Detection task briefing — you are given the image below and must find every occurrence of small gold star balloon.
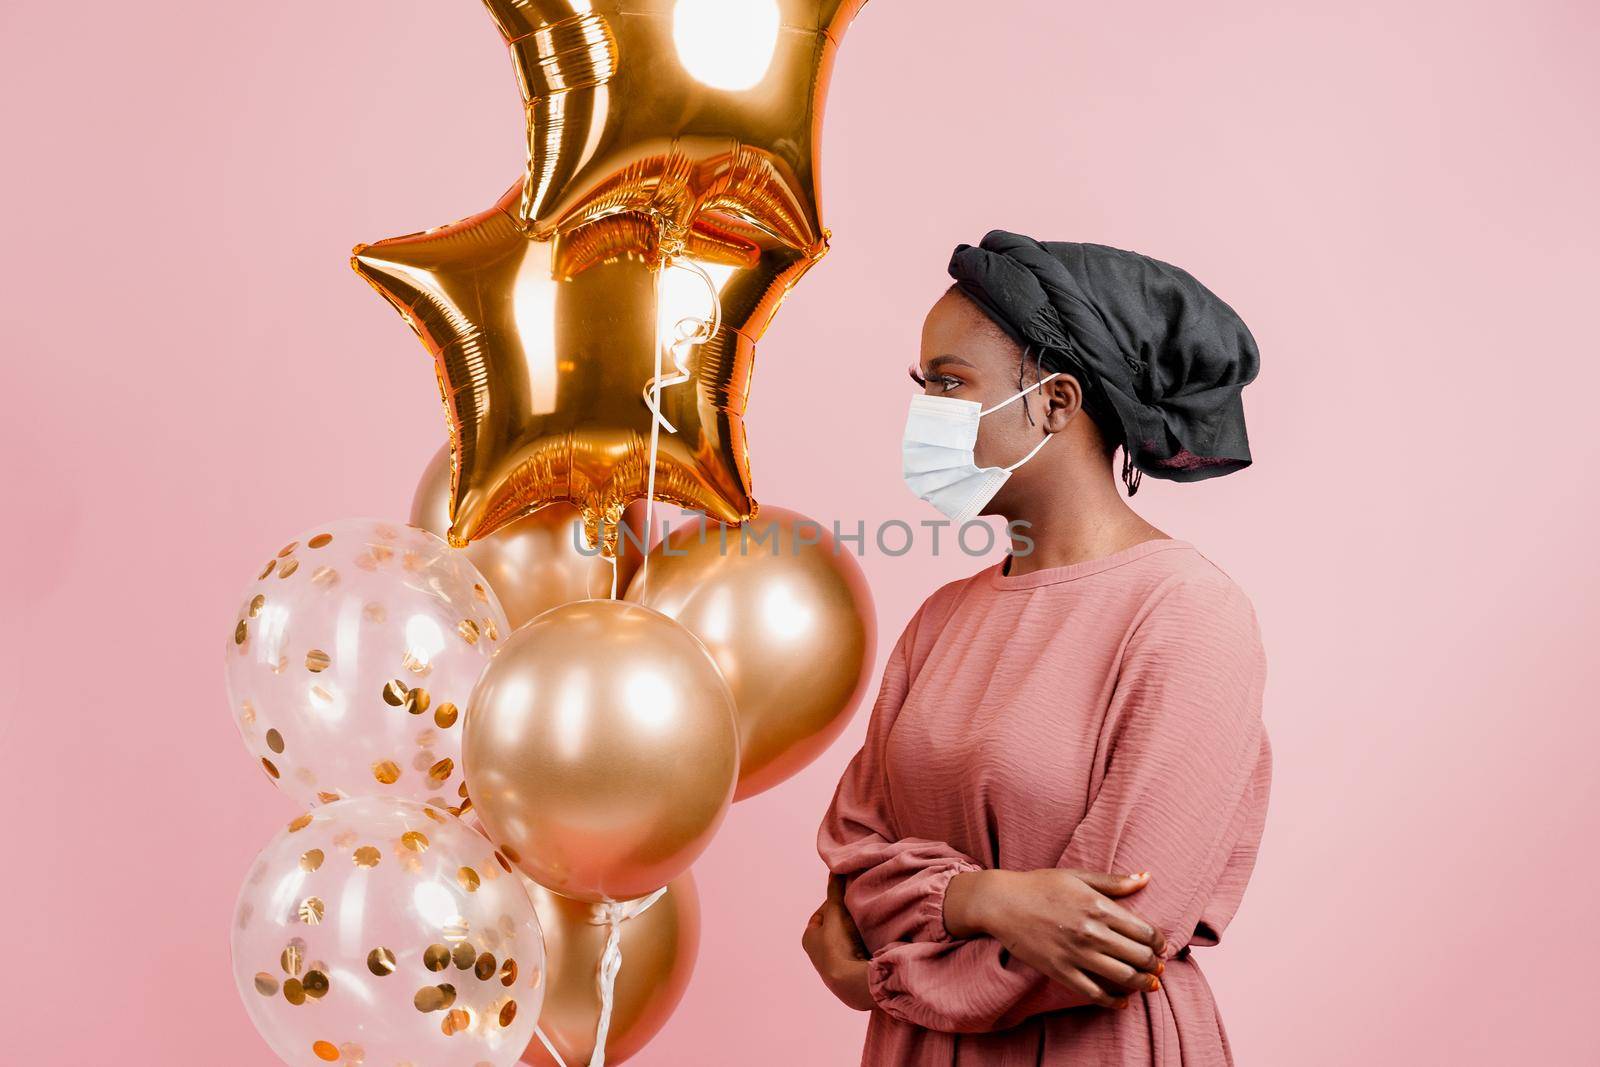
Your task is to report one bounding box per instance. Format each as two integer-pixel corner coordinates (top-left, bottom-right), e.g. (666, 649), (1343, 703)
(353, 0), (871, 552)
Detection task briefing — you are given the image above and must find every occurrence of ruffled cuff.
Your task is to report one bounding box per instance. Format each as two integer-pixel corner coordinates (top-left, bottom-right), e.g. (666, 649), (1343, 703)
(918, 857), (986, 942)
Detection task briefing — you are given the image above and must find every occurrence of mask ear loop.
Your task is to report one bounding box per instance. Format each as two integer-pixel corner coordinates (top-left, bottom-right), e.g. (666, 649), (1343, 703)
(1003, 425), (1055, 472)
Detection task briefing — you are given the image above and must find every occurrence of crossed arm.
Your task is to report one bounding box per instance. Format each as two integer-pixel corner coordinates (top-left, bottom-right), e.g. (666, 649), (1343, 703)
(809, 578), (1269, 1034)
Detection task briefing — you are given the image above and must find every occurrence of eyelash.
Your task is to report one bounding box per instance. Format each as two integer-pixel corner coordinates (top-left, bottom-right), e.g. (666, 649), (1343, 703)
(908, 365), (961, 391)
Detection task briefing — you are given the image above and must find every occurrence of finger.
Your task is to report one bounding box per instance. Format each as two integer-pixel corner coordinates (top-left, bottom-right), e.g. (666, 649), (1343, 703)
(1095, 901), (1166, 958)
(1074, 869), (1150, 897)
(1090, 924), (1164, 975)
(1053, 963), (1131, 1009)
(1073, 947), (1161, 994)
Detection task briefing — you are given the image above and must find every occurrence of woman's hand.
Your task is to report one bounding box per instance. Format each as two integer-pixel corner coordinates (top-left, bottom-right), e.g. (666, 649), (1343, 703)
(802, 873), (875, 1011)
(944, 868), (1168, 1009)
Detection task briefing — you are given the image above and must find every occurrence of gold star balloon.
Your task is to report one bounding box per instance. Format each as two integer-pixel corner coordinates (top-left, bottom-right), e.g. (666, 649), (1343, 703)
(353, 0), (870, 552)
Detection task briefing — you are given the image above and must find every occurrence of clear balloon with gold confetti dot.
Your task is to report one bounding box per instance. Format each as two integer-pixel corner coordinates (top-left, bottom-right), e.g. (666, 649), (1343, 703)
(225, 518), (508, 812)
(232, 796), (546, 1066)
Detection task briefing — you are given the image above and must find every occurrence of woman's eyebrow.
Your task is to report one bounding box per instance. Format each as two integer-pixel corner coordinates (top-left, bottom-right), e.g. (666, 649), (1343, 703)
(928, 354), (976, 370)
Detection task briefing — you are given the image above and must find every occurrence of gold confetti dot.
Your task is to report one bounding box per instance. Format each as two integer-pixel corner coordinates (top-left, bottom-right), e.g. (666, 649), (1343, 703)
(429, 758), (455, 784)
(494, 851), (513, 874)
(287, 813), (313, 833)
(499, 1000), (518, 1027)
(302, 970), (329, 999)
(401, 831), (429, 853)
(433, 703), (459, 729)
(423, 806), (447, 823)
(353, 846), (381, 869)
(484, 618), (500, 641)
(306, 650), (331, 673)
(458, 619), (480, 645)
(311, 565), (339, 587)
(310, 685), (335, 707)
(279, 542), (300, 558)
(300, 849), (324, 872)
(316, 791), (342, 805)
(253, 973), (279, 996)
(457, 781), (469, 798)
(279, 557), (300, 579)
(453, 798), (472, 817)
(308, 533), (333, 549)
(234, 620), (248, 645)
(266, 729), (285, 754)
(441, 1008), (471, 1036)
(401, 651), (431, 675)
(312, 1040), (339, 1062)
(473, 583), (488, 603)
(282, 939), (305, 976)
(382, 680), (409, 707)
(261, 758), (280, 779)
(367, 947), (396, 976)
(363, 602), (386, 623)
(240, 700), (256, 725)
(452, 941), (476, 970)
(249, 594), (266, 617)
(473, 951), (496, 981)
(339, 1044), (363, 1065)
(499, 844), (521, 864)
(413, 983), (456, 1012)
(372, 761), (401, 785)
(299, 897), (325, 925)
(407, 687), (432, 716)
(259, 559), (277, 580)
(424, 944), (452, 972)
(283, 978), (306, 1005)
(500, 959), (517, 987)
(458, 867), (480, 893)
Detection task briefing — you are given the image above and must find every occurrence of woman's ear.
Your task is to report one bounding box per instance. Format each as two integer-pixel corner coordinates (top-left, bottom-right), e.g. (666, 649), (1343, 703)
(1041, 374), (1083, 432)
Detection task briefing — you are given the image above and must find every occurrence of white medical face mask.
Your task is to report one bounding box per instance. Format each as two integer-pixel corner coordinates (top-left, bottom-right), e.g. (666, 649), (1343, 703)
(902, 369), (1062, 523)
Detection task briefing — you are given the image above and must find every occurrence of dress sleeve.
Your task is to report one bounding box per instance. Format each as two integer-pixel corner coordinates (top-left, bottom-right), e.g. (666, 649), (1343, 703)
(816, 603), (988, 953)
(864, 576), (1272, 1034)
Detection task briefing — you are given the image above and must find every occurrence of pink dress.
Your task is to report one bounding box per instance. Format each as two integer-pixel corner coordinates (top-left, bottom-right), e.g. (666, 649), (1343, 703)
(816, 538), (1272, 1065)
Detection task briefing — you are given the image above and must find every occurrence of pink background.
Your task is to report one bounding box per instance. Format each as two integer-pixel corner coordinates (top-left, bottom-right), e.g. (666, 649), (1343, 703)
(5, 1), (1597, 1063)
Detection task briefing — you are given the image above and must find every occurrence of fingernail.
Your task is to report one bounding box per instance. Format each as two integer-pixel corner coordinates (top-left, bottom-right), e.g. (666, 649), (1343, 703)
(1155, 962), (1164, 975)
(1149, 977), (1161, 991)
(1135, 870), (1149, 879)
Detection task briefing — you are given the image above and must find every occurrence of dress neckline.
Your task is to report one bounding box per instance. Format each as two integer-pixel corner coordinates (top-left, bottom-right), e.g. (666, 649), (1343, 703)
(990, 536), (1194, 589)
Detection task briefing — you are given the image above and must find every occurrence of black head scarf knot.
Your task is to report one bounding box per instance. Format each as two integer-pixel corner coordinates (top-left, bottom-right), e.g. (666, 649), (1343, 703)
(947, 230), (1260, 494)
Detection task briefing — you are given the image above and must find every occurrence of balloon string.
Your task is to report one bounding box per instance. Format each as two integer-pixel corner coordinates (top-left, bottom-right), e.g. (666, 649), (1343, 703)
(635, 256), (722, 600)
(639, 258), (722, 436)
(532, 1023), (570, 1067)
(586, 886), (669, 1067)
(637, 285), (666, 604)
(605, 552), (619, 600)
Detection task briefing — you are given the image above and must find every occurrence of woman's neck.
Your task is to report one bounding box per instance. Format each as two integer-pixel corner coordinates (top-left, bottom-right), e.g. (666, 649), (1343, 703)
(1000, 466), (1168, 577)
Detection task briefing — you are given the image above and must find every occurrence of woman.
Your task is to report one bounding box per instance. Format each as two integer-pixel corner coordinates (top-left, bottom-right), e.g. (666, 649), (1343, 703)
(803, 230), (1271, 1065)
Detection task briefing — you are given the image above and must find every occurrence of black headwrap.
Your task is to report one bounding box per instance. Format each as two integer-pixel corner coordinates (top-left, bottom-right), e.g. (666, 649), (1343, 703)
(947, 230), (1259, 495)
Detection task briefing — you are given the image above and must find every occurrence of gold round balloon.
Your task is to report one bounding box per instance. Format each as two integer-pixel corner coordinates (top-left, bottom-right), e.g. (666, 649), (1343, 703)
(518, 873), (700, 1067)
(463, 599), (739, 903)
(624, 506), (876, 801)
(411, 444), (647, 628)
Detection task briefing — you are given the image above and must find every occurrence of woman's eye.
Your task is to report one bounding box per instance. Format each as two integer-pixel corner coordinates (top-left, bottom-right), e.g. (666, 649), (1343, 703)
(907, 364), (927, 387)
(937, 375), (962, 393)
